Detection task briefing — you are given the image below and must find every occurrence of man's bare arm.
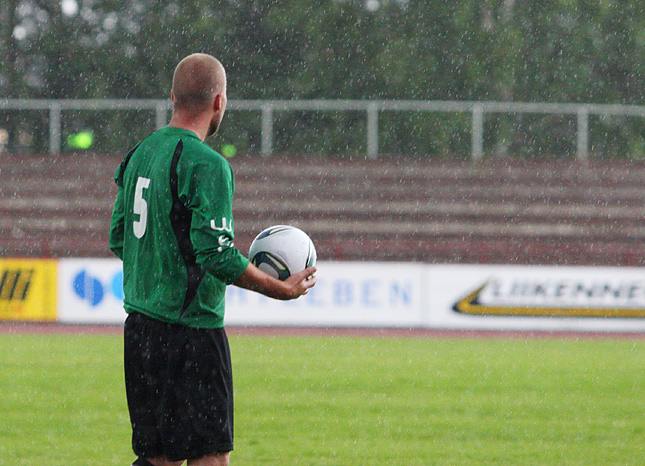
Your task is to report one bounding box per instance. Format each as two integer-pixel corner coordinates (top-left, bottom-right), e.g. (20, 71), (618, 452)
(233, 263), (317, 301)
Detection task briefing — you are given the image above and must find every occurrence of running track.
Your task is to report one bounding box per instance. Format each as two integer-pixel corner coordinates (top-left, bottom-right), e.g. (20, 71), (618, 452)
(1, 321), (643, 339)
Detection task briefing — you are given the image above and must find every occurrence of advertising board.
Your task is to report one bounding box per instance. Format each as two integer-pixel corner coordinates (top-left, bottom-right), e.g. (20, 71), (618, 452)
(57, 258), (126, 324)
(225, 262), (426, 327)
(54, 259), (645, 332)
(422, 264), (645, 332)
(0, 259), (57, 321)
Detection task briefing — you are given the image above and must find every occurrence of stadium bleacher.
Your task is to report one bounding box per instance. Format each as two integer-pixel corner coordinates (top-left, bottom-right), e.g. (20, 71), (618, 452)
(2, 152), (645, 266)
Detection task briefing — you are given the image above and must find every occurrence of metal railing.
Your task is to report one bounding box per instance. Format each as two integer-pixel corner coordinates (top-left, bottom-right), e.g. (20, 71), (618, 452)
(1, 98), (644, 159)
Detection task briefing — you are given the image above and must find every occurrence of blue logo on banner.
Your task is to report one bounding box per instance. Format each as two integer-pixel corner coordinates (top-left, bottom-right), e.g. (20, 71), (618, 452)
(72, 269), (123, 307)
(73, 270), (104, 306)
(111, 270), (124, 300)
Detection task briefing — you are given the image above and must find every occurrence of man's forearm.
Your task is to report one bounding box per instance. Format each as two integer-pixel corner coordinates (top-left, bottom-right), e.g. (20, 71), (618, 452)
(233, 262), (289, 299)
(233, 262), (317, 301)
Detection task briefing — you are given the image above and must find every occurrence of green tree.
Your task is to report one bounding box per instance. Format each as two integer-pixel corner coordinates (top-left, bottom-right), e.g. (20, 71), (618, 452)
(1, 0), (643, 156)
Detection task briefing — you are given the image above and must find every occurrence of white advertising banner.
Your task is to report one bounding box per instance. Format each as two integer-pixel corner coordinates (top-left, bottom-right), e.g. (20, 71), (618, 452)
(56, 259), (645, 332)
(225, 262), (426, 327)
(423, 264), (645, 333)
(57, 258), (127, 324)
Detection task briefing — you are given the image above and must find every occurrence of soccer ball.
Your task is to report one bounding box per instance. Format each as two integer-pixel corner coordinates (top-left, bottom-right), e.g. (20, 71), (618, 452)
(248, 225), (317, 280)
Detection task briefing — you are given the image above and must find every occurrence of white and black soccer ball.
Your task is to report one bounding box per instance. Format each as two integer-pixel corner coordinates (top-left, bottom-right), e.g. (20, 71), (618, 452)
(248, 225), (317, 280)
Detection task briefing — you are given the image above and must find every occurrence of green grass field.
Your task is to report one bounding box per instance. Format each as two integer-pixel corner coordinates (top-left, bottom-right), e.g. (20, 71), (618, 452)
(0, 332), (643, 466)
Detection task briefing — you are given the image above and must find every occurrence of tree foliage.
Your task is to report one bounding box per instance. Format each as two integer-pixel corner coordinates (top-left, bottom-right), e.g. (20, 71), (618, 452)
(1, 0), (643, 156)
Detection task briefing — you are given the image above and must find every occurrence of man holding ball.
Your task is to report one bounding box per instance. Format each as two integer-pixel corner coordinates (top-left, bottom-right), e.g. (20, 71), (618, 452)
(109, 53), (316, 466)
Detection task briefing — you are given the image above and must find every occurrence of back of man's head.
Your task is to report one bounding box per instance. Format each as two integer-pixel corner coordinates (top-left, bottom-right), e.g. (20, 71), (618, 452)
(171, 53), (226, 114)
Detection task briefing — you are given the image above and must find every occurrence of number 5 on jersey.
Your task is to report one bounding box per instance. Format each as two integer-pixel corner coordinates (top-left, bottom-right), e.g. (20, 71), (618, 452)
(133, 177), (151, 238)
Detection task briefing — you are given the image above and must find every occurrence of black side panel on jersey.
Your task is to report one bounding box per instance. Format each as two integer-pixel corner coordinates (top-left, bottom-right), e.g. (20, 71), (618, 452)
(116, 142), (141, 187)
(169, 140), (206, 315)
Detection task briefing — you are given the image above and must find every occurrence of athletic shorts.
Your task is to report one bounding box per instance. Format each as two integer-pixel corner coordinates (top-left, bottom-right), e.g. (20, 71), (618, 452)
(124, 312), (234, 461)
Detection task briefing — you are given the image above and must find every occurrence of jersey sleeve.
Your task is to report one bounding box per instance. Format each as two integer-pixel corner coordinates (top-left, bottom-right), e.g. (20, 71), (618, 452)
(177, 152), (249, 284)
(108, 164), (126, 260)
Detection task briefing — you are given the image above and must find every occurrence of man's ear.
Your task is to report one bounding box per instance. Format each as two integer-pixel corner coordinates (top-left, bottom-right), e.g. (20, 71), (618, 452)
(213, 93), (223, 111)
(170, 91), (175, 103)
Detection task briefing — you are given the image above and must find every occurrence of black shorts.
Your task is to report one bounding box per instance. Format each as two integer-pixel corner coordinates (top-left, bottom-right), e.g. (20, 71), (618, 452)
(124, 312), (234, 461)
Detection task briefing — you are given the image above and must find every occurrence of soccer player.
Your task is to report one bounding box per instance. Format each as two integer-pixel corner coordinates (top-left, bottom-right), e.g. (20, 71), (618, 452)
(109, 53), (317, 466)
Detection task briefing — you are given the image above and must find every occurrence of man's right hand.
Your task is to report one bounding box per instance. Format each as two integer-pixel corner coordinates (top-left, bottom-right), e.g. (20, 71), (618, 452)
(281, 266), (317, 299)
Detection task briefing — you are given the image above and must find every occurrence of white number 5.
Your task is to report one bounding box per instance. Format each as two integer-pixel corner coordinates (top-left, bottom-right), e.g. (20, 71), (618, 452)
(133, 177), (151, 239)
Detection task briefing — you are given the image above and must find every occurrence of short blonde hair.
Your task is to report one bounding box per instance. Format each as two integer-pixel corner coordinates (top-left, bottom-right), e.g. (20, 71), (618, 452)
(171, 53), (225, 113)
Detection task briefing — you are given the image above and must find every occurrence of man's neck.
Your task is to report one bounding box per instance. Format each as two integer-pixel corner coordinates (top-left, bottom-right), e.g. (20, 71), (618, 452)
(168, 114), (209, 141)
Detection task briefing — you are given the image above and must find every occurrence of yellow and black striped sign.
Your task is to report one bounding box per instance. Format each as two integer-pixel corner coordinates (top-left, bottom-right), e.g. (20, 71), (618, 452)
(0, 259), (57, 321)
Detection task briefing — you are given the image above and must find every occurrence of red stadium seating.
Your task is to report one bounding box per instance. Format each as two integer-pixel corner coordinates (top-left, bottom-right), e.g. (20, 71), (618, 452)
(2, 153), (645, 266)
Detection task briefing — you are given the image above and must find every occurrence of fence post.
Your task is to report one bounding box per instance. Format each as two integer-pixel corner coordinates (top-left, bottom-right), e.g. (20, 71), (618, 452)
(49, 102), (61, 155)
(155, 101), (167, 130)
(367, 102), (379, 159)
(471, 103), (484, 161)
(261, 104), (273, 156)
(577, 106), (589, 161)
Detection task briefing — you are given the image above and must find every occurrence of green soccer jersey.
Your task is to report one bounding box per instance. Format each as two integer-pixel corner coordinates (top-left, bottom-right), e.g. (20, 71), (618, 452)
(109, 126), (249, 328)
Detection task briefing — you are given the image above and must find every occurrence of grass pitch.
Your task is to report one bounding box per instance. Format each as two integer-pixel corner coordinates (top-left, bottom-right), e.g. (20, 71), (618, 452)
(0, 332), (643, 466)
